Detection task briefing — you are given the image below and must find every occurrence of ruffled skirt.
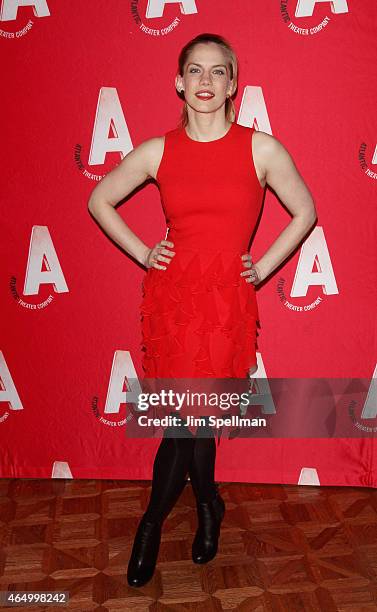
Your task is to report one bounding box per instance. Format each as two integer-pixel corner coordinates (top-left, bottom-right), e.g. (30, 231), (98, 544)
(139, 248), (260, 438)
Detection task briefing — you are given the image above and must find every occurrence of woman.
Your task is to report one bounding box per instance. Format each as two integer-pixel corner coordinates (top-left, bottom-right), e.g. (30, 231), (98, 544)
(88, 33), (317, 587)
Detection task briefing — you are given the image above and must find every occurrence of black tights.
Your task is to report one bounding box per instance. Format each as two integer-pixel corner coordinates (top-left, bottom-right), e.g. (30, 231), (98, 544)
(143, 417), (217, 524)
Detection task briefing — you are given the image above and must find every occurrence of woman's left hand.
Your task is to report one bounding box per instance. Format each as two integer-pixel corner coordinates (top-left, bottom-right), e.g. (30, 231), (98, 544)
(240, 253), (263, 285)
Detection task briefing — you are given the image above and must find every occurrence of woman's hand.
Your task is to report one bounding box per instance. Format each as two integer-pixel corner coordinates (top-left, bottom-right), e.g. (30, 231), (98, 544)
(145, 240), (175, 270)
(240, 253), (263, 285)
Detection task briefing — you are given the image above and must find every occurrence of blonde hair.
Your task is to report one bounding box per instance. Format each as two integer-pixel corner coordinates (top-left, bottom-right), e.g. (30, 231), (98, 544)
(176, 33), (238, 128)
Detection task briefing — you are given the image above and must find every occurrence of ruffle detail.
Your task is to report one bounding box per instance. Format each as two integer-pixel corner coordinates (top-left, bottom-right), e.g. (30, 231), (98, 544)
(139, 250), (260, 380)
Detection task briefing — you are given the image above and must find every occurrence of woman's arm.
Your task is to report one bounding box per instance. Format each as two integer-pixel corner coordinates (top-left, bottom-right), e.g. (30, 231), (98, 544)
(87, 137), (165, 267)
(244, 131), (317, 284)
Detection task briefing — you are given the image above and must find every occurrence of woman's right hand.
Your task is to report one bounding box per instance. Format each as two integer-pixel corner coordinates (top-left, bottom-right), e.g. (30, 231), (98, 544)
(145, 240), (175, 270)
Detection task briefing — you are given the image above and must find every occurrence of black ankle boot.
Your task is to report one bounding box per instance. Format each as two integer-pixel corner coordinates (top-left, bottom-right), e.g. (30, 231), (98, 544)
(192, 490), (225, 564)
(127, 514), (162, 587)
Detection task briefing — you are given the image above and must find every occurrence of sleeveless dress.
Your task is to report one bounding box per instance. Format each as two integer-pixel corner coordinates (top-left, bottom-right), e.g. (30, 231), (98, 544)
(139, 121), (264, 441)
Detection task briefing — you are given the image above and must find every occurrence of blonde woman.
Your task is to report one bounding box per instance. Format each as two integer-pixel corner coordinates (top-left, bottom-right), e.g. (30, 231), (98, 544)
(88, 32), (316, 587)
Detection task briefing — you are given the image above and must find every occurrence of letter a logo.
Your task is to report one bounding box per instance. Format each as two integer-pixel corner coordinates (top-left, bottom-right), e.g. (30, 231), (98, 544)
(295, 0), (348, 18)
(1, 0), (50, 22)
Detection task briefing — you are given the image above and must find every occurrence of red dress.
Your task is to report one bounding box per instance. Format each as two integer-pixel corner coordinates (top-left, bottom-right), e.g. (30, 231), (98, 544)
(139, 121), (264, 438)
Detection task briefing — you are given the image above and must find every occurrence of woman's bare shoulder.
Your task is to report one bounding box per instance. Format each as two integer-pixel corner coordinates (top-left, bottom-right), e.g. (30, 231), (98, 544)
(134, 135), (165, 180)
(253, 130), (292, 161)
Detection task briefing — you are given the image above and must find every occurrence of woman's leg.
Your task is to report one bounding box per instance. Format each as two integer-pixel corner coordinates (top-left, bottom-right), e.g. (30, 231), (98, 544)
(127, 422), (195, 587)
(188, 417), (225, 564)
(188, 418), (218, 502)
(143, 426), (195, 523)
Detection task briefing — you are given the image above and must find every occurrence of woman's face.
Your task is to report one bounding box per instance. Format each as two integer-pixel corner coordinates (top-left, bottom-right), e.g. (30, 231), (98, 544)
(177, 42), (233, 114)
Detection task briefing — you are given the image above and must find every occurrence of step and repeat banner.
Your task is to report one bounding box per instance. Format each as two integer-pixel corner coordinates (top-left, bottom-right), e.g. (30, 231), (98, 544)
(1, 1), (376, 486)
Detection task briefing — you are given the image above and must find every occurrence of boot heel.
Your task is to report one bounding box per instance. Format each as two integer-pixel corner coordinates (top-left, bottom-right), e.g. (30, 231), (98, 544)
(127, 515), (162, 587)
(192, 492), (225, 564)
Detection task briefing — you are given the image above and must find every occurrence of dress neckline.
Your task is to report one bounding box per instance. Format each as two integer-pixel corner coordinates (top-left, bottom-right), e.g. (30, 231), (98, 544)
(183, 121), (234, 144)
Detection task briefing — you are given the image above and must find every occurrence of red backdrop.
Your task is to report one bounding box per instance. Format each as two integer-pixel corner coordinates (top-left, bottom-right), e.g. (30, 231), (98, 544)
(1, 0), (376, 487)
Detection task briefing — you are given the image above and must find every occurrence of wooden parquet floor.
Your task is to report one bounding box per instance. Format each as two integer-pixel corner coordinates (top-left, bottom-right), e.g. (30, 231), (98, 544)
(0, 479), (376, 611)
